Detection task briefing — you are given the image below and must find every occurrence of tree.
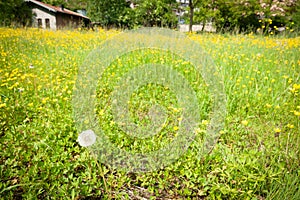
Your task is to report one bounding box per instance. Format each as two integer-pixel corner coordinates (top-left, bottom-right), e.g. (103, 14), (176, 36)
(193, 0), (216, 32)
(230, 0), (261, 32)
(212, 0), (297, 33)
(0, 0), (32, 27)
(188, 0), (198, 32)
(134, 0), (178, 28)
(292, 0), (300, 30)
(87, 0), (134, 29)
(185, 0), (217, 32)
(212, 0), (261, 33)
(256, 0), (297, 33)
(42, 0), (89, 10)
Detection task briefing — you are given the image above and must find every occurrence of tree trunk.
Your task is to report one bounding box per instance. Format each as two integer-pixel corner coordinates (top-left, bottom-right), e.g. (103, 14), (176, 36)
(189, 0), (194, 32)
(201, 20), (206, 32)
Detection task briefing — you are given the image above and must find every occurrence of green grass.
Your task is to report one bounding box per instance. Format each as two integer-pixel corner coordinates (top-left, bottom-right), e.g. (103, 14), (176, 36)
(0, 28), (299, 199)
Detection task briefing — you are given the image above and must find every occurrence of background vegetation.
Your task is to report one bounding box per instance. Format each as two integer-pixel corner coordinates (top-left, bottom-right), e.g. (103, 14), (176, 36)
(1, 0), (300, 33)
(0, 0), (33, 27)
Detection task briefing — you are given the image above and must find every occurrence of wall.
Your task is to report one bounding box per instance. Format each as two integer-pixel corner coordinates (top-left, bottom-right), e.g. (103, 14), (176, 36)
(56, 13), (84, 29)
(178, 23), (216, 32)
(32, 7), (56, 30)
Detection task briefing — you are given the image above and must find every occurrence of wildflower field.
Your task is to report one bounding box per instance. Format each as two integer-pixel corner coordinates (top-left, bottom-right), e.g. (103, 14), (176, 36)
(0, 27), (299, 199)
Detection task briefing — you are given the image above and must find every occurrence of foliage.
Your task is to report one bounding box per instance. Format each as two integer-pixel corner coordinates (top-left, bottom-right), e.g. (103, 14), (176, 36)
(87, 0), (135, 29)
(292, 0), (300, 31)
(134, 0), (178, 28)
(0, 28), (300, 199)
(1, 0), (300, 33)
(186, 0), (218, 32)
(192, 0), (217, 31)
(183, 0), (298, 33)
(212, 0), (261, 33)
(86, 0), (178, 29)
(42, 0), (89, 10)
(0, 0), (32, 27)
(213, 0), (297, 33)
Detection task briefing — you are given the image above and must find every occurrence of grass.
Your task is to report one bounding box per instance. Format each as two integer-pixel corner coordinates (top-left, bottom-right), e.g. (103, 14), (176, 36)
(0, 27), (299, 199)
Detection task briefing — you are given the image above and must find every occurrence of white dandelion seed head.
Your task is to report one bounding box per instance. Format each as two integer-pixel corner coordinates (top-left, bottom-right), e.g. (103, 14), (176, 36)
(78, 130), (96, 147)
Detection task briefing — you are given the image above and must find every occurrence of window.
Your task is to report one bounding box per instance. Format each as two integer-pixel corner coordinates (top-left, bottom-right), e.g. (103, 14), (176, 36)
(45, 18), (50, 29)
(37, 18), (42, 28)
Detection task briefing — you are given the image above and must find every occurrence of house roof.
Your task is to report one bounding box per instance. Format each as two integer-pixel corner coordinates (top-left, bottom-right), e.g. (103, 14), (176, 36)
(25, 0), (90, 19)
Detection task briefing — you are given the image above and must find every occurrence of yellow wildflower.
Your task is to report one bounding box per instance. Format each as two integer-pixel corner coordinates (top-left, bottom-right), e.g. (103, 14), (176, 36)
(274, 128), (281, 133)
(286, 124), (294, 129)
(241, 120), (249, 126)
(293, 111), (300, 116)
(266, 103), (272, 108)
(201, 120), (209, 126)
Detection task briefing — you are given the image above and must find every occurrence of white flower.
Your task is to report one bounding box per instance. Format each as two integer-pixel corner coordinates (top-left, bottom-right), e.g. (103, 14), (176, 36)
(78, 130), (96, 147)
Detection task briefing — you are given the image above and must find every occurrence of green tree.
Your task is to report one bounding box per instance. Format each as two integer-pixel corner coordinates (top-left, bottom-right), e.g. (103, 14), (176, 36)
(42, 0), (64, 6)
(193, 0), (216, 32)
(87, 0), (134, 28)
(187, 0), (197, 32)
(134, 0), (178, 28)
(0, 0), (32, 27)
(292, 0), (300, 30)
(212, 0), (297, 33)
(213, 0), (261, 33)
(186, 0), (220, 32)
(42, 0), (88, 10)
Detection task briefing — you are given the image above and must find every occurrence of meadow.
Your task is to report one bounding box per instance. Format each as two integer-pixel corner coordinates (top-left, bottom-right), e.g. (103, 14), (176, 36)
(0, 27), (299, 199)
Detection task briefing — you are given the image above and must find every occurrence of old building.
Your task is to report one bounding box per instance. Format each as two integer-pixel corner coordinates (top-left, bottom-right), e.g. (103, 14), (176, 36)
(25, 0), (90, 30)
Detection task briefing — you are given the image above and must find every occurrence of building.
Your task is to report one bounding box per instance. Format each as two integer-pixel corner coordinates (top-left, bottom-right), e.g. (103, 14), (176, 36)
(25, 0), (90, 30)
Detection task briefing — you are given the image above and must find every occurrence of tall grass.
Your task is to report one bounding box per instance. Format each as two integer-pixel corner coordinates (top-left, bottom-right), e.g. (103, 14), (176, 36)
(0, 28), (299, 199)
